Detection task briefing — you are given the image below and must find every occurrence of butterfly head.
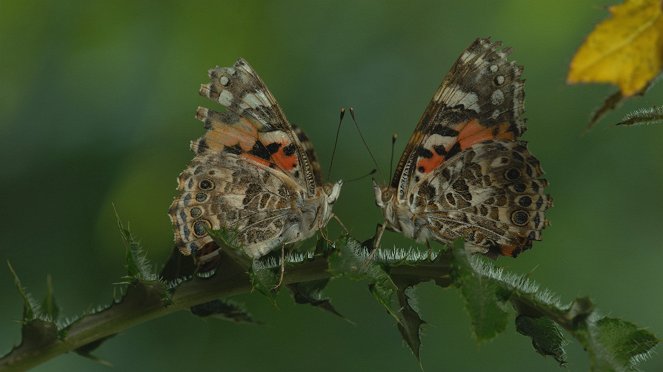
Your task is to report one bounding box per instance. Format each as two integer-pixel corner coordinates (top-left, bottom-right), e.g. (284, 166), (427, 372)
(372, 180), (394, 209)
(323, 180), (343, 206)
(317, 180), (343, 227)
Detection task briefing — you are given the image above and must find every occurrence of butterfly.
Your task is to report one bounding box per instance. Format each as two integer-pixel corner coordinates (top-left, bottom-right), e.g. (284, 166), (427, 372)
(169, 59), (342, 268)
(373, 38), (551, 257)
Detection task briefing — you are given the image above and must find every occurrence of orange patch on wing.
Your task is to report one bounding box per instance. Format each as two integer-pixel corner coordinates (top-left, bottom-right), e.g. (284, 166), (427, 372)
(457, 119), (514, 150)
(498, 244), (518, 257)
(416, 151), (444, 174)
(206, 117), (259, 151)
(272, 145), (298, 171)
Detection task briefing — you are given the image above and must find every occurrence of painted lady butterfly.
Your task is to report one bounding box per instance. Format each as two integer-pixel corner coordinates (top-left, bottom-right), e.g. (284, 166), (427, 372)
(169, 59), (342, 267)
(373, 38), (552, 257)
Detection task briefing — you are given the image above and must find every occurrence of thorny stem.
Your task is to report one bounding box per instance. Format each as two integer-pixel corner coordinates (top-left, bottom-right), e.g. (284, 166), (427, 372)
(0, 251), (447, 371)
(0, 242), (649, 371)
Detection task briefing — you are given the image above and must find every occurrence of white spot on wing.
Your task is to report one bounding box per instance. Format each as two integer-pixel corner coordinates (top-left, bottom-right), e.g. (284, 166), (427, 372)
(423, 133), (455, 150)
(243, 92), (267, 108)
(437, 84), (480, 111)
(218, 90), (234, 106)
(491, 89), (505, 105)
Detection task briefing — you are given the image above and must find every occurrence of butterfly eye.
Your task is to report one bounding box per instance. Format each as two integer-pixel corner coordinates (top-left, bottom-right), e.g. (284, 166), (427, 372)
(511, 210), (530, 226)
(193, 219), (212, 237)
(199, 179), (215, 190)
(190, 207), (203, 218)
(504, 168), (521, 181)
(195, 192), (209, 202)
(517, 196), (532, 208)
(511, 183), (527, 193)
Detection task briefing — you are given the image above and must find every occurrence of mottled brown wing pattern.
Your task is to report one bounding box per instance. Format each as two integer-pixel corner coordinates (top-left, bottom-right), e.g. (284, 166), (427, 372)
(411, 140), (551, 257)
(169, 153), (301, 262)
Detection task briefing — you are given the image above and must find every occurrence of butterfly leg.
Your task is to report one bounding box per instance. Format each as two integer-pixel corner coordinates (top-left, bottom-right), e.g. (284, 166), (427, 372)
(319, 227), (331, 244)
(332, 214), (349, 234)
(373, 223), (386, 251)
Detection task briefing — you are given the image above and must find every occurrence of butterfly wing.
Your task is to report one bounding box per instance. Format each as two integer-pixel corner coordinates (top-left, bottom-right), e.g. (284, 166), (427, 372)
(199, 59), (318, 196)
(390, 38), (550, 256)
(392, 38), (525, 201)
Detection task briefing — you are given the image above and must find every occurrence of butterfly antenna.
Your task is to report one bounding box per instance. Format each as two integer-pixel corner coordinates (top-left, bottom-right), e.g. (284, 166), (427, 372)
(327, 107), (345, 179)
(346, 168), (377, 183)
(389, 133), (397, 179)
(349, 107), (382, 177)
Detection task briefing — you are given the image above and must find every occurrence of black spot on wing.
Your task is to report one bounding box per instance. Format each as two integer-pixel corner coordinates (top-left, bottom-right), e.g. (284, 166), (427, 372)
(431, 124), (459, 137)
(416, 146), (433, 159)
(249, 142), (272, 160)
(283, 143), (296, 156)
(224, 144), (243, 155)
(265, 142), (282, 154)
(196, 139), (208, 154)
(445, 142), (461, 160)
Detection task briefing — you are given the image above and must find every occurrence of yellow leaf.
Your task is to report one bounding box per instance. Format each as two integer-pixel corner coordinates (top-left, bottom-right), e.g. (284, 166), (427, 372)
(568, 0), (663, 96)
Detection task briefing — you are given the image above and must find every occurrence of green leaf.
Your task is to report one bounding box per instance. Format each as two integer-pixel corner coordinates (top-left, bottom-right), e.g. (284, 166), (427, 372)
(190, 299), (258, 323)
(114, 208), (155, 281)
(394, 279), (425, 360)
(250, 259), (279, 302)
(592, 317), (659, 371)
(330, 237), (424, 359)
(515, 314), (567, 365)
(41, 275), (59, 321)
(450, 240), (508, 341)
(7, 261), (36, 322)
(208, 228), (252, 268)
(288, 279), (345, 319)
(329, 238), (400, 318)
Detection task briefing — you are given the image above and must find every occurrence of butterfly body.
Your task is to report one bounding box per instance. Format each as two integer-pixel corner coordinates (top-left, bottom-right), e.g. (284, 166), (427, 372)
(170, 59), (341, 265)
(375, 38), (551, 257)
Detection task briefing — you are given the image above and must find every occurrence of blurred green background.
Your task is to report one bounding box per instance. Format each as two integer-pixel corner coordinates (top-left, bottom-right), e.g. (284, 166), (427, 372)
(2, 0), (662, 371)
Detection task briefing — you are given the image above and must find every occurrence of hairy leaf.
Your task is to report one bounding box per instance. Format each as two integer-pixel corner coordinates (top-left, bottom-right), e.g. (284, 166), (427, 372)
(591, 317), (659, 371)
(618, 104), (663, 126)
(451, 240), (508, 341)
(208, 228), (252, 269)
(516, 314), (567, 365)
(115, 211), (155, 281)
(250, 259), (279, 302)
(330, 237), (424, 358)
